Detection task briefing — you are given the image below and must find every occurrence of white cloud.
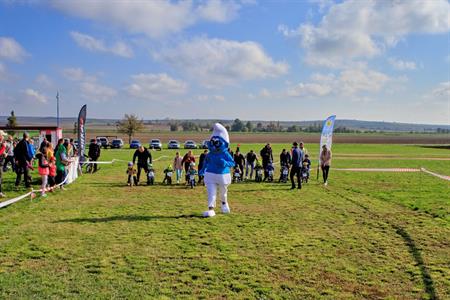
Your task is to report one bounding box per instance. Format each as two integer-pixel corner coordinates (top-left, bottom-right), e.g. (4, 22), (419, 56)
(70, 31), (133, 58)
(0, 62), (7, 81)
(154, 37), (289, 87)
(196, 0), (239, 23)
(429, 81), (450, 100)
(281, 0), (450, 67)
(51, 0), (240, 38)
(62, 67), (117, 102)
(388, 57), (417, 71)
(0, 37), (28, 62)
(80, 81), (117, 102)
(259, 88), (272, 98)
(35, 74), (53, 88)
(24, 88), (47, 103)
(197, 94), (226, 102)
(126, 73), (187, 100)
(62, 67), (86, 81)
(287, 66), (390, 98)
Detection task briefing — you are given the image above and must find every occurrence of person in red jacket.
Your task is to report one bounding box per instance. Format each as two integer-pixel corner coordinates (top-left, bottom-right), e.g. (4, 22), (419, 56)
(36, 146), (49, 197)
(181, 150), (196, 183)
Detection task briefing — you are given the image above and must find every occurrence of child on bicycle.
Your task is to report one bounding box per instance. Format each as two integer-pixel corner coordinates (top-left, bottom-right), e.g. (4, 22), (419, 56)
(127, 162), (137, 186)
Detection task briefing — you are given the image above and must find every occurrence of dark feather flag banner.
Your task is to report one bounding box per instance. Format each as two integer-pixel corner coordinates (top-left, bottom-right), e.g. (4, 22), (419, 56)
(77, 105), (87, 163)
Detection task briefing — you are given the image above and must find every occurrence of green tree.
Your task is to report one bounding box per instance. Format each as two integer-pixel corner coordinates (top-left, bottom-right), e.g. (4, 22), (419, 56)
(245, 121), (253, 132)
(116, 114), (144, 144)
(180, 121), (198, 131)
(169, 123), (178, 132)
(6, 110), (17, 136)
(231, 118), (245, 132)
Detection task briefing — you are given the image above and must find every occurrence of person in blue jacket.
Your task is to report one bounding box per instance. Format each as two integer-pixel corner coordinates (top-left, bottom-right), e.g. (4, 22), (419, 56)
(199, 123), (235, 217)
(290, 141), (304, 190)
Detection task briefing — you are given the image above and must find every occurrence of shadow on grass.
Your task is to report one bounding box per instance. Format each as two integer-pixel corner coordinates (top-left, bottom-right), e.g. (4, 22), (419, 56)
(393, 225), (438, 300)
(55, 214), (203, 223)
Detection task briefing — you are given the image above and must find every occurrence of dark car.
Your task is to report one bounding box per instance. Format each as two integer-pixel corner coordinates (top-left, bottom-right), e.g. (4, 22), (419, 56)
(184, 140), (197, 149)
(168, 140), (180, 149)
(111, 139), (124, 149)
(130, 140), (141, 149)
(149, 139), (162, 150)
(201, 140), (209, 149)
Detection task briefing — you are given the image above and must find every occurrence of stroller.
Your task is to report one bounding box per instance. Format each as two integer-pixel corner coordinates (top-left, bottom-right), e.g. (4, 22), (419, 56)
(279, 164), (289, 183)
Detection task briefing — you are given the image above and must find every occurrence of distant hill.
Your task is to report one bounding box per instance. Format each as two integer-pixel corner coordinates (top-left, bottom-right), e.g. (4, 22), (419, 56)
(0, 116), (449, 133)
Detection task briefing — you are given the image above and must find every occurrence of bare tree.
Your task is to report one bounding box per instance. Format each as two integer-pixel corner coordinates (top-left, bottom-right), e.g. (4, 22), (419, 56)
(116, 114), (144, 144)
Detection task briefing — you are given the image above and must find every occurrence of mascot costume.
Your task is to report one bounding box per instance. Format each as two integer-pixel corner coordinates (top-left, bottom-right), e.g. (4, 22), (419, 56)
(200, 123), (235, 217)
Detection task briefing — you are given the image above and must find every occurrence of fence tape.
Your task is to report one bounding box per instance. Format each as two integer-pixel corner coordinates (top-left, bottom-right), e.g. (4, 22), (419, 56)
(333, 168), (421, 172)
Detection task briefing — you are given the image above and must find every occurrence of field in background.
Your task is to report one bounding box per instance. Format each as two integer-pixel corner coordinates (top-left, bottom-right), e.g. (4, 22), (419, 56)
(61, 125), (450, 144)
(0, 144), (449, 298)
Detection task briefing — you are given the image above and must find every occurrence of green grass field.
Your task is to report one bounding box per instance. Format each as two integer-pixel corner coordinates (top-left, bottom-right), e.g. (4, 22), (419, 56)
(0, 143), (449, 299)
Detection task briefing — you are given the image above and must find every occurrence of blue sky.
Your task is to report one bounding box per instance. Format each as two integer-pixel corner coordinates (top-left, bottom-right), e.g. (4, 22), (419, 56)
(0, 0), (449, 124)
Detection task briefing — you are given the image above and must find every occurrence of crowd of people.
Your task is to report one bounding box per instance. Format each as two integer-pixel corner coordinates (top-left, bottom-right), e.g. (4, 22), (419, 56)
(0, 131), (86, 198)
(126, 141), (332, 189)
(0, 130), (333, 199)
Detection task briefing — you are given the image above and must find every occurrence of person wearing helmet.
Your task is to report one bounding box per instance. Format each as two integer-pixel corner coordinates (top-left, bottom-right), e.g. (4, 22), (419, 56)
(163, 164), (174, 185)
(126, 162), (137, 186)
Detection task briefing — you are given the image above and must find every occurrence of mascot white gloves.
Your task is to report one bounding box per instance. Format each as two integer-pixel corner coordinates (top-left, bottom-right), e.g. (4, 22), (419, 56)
(199, 123), (235, 217)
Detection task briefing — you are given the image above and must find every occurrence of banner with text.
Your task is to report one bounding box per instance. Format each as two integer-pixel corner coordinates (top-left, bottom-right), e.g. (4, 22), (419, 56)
(77, 104), (87, 163)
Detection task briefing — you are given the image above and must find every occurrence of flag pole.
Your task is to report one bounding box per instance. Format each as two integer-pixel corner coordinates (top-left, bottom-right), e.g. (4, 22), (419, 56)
(56, 91), (60, 128)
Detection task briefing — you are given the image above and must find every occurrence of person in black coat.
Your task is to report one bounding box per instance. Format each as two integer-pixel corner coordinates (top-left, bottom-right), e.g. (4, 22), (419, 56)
(198, 149), (208, 184)
(260, 143), (273, 178)
(133, 146), (152, 185)
(88, 139), (101, 172)
(14, 132), (31, 188)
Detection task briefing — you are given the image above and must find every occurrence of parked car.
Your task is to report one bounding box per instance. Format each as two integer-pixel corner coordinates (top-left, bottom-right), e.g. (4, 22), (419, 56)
(149, 139), (162, 150)
(201, 140), (209, 149)
(97, 137), (109, 149)
(168, 140), (180, 149)
(130, 140), (141, 149)
(184, 140), (197, 149)
(111, 139), (124, 149)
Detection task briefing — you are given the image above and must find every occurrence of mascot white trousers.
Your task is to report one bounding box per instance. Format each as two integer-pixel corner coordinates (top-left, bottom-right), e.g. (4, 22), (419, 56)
(204, 172), (231, 216)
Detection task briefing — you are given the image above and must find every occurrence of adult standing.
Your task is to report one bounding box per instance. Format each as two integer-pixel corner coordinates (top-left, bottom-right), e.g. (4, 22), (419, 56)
(290, 142), (303, 190)
(198, 149), (208, 184)
(88, 139), (101, 173)
(0, 133), (6, 197)
(173, 152), (183, 184)
(320, 145), (332, 186)
(55, 140), (70, 189)
(14, 132), (32, 189)
(39, 138), (48, 154)
(280, 149), (291, 167)
(299, 141), (308, 157)
(245, 150), (257, 179)
(182, 150), (196, 183)
(133, 145), (152, 185)
(260, 143), (273, 178)
(233, 150), (245, 175)
(3, 135), (15, 172)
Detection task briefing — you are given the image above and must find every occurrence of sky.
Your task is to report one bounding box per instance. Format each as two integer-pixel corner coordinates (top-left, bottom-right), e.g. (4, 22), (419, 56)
(0, 0), (449, 124)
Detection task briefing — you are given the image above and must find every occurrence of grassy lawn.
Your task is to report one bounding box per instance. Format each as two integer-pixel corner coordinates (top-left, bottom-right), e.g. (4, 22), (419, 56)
(0, 144), (449, 299)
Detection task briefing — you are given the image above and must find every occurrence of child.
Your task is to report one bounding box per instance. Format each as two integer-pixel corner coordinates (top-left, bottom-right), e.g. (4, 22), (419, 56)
(263, 162), (275, 182)
(163, 164), (174, 185)
(36, 148), (49, 197)
(126, 162), (137, 186)
(48, 156), (56, 192)
(188, 162), (197, 187)
(302, 154), (311, 171)
(254, 160), (263, 182)
(147, 163), (155, 185)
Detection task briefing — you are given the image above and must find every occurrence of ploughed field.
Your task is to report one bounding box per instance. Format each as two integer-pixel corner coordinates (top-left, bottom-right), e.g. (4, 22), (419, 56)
(0, 143), (449, 299)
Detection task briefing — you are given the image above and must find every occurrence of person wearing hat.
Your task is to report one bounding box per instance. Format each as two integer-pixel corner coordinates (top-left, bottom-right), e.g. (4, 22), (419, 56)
(199, 123), (235, 217)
